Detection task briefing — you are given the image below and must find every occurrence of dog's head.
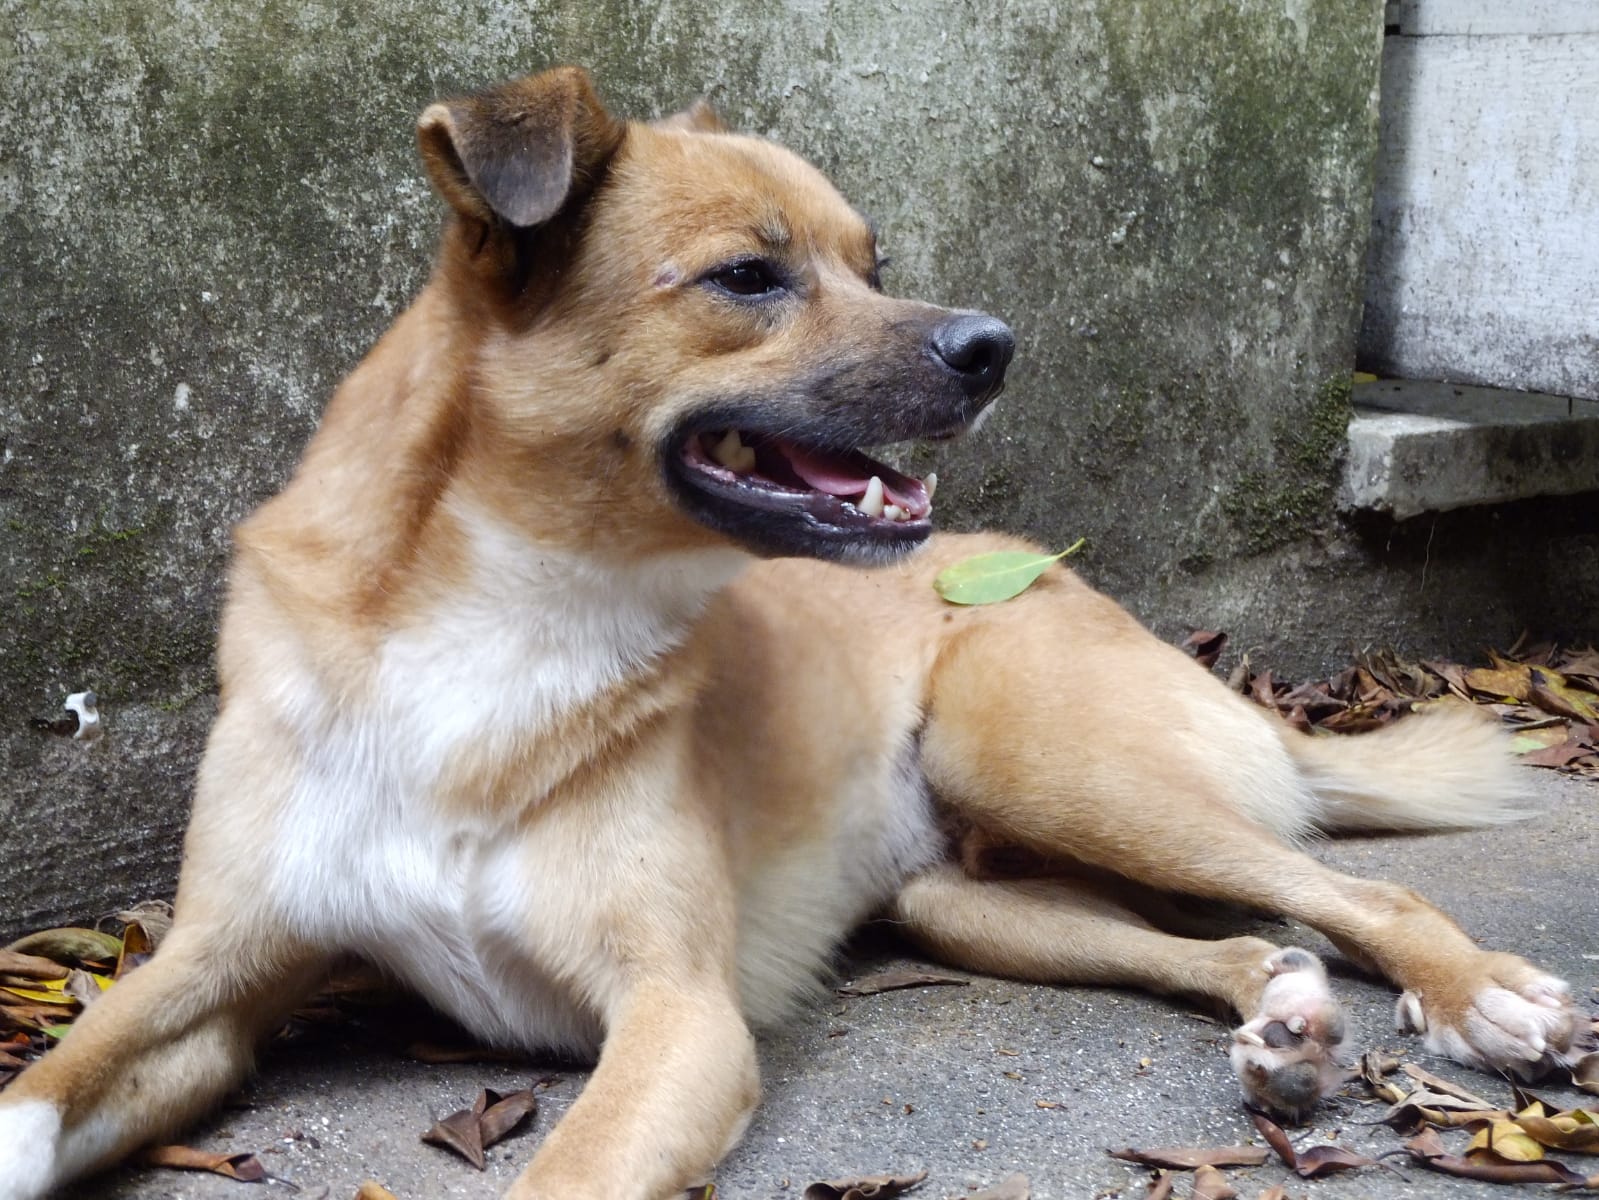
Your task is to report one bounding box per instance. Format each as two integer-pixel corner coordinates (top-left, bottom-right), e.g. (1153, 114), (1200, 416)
(417, 67), (1013, 565)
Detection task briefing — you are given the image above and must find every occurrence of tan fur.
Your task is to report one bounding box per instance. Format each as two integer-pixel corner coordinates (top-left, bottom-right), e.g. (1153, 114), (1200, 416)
(0, 67), (1584, 1200)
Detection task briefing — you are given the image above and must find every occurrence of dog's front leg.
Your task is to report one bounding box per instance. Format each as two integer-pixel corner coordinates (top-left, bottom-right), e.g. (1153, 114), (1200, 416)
(0, 921), (325, 1200)
(506, 976), (758, 1200)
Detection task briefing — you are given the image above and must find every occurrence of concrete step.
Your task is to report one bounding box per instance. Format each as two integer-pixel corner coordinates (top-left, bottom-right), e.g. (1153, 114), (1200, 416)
(1340, 378), (1599, 520)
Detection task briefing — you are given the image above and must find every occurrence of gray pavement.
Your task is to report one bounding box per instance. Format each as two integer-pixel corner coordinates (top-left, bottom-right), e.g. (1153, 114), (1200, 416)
(60, 772), (1597, 1200)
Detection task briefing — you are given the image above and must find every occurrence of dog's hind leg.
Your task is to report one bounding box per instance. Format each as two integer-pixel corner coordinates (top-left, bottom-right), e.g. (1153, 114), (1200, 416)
(0, 919), (325, 1199)
(892, 865), (1346, 1118)
(921, 614), (1588, 1100)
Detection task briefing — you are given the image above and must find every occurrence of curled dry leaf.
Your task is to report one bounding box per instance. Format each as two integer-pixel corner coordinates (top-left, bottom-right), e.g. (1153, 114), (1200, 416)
(1404, 1128), (1588, 1185)
(1250, 1112), (1375, 1178)
(138, 1144), (267, 1182)
(1518, 1108), (1599, 1153)
(1180, 630), (1228, 670)
(1400, 1063), (1494, 1109)
(0, 949), (70, 981)
(1190, 1164), (1236, 1200)
(803, 1170), (927, 1200)
(1142, 1171), (1174, 1200)
(5, 927), (122, 965)
(355, 1184), (399, 1200)
(1108, 1146), (1267, 1170)
(114, 900), (175, 949)
(968, 1173), (1029, 1200)
(682, 1185), (716, 1199)
(421, 1087), (538, 1170)
(835, 970), (970, 996)
(1466, 1119), (1544, 1162)
(1575, 1052), (1599, 1096)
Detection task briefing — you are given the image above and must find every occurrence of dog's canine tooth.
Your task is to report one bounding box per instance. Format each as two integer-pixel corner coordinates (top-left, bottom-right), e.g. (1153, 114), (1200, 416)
(710, 429), (756, 473)
(924, 472), (938, 500)
(860, 476), (886, 518)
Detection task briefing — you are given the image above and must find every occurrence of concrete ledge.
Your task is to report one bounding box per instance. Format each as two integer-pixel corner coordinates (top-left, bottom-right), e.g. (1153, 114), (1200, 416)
(1340, 379), (1599, 520)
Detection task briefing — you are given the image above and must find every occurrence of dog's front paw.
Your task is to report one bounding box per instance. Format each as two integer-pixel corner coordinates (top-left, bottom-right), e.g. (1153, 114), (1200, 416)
(1396, 953), (1591, 1078)
(0, 1098), (63, 1200)
(1229, 948), (1349, 1121)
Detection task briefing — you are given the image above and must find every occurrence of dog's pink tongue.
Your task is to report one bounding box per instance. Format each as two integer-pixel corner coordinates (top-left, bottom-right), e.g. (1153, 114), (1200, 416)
(782, 443), (924, 512)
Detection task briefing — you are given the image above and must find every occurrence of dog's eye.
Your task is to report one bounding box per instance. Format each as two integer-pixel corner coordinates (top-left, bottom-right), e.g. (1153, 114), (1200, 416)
(707, 260), (783, 298)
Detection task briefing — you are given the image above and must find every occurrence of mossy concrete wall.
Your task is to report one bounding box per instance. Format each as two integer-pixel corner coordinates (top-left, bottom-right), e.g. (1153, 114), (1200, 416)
(5, 0), (1590, 936)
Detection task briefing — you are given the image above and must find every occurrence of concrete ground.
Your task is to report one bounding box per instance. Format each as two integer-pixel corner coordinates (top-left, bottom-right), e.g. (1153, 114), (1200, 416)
(59, 772), (1596, 1200)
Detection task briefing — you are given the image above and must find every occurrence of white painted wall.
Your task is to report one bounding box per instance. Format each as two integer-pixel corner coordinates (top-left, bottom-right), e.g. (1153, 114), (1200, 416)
(1359, 0), (1599, 400)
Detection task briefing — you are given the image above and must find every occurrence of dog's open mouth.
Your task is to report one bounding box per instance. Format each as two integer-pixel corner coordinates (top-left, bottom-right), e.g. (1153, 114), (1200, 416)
(666, 427), (936, 561)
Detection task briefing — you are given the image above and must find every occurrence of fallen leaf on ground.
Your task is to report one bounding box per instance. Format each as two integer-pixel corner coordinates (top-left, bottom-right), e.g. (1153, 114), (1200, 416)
(1108, 1146), (1267, 1170)
(836, 970), (970, 996)
(1180, 630), (1228, 670)
(0, 950), (69, 980)
(355, 1184), (398, 1200)
(1466, 1119), (1544, 1162)
(1403, 1127), (1588, 1185)
(968, 1173), (1028, 1199)
(5, 927), (121, 964)
(138, 1144), (267, 1181)
(683, 1186), (716, 1199)
(1518, 1107), (1599, 1153)
(803, 1170), (927, 1199)
(1190, 1164), (1236, 1200)
(1401, 1063), (1496, 1108)
(1575, 1053), (1599, 1095)
(1250, 1112), (1374, 1177)
(1142, 1171), (1174, 1200)
(421, 1087), (537, 1170)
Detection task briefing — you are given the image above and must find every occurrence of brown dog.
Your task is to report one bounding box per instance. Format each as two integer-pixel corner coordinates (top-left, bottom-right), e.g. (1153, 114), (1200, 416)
(0, 67), (1587, 1200)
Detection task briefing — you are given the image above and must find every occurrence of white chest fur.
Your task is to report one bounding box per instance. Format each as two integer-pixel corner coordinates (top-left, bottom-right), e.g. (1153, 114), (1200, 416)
(260, 507), (745, 1052)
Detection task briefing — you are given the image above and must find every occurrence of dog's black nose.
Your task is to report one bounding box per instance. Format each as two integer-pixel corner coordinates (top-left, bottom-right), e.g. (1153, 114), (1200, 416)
(928, 313), (1015, 397)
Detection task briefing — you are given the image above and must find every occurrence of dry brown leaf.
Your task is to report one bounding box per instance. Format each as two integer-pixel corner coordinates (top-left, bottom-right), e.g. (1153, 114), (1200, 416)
(836, 970), (969, 996)
(1250, 1112), (1375, 1177)
(1404, 1128), (1587, 1185)
(115, 921), (154, 980)
(1108, 1146), (1268, 1170)
(968, 1173), (1029, 1199)
(138, 1144), (267, 1181)
(1191, 1164), (1237, 1200)
(803, 1170), (927, 1199)
(1520, 1110), (1599, 1153)
(114, 900), (174, 949)
(5, 927), (121, 965)
(1143, 1171), (1174, 1200)
(422, 1106), (485, 1170)
(1400, 1063), (1495, 1108)
(356, 1184), (399, 1200)
(1467, 1119), (1544, 1162)
(1180, 629), (1228, 670)
(0, 950), (69, 981)
(63, 970), (102, 1010)
(420, 1087), (537, 1170)
(1575, 1052), (1599, 1095)
(683, 1186), (716, 1199)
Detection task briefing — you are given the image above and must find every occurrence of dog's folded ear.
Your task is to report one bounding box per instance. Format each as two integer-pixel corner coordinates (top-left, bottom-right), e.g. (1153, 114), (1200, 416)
(417, 66), (625, 230)
(654, 98), (727, 135)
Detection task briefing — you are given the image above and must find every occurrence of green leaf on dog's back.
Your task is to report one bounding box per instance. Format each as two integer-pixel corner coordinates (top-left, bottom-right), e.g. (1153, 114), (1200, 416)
(933, 539), (1085, 606)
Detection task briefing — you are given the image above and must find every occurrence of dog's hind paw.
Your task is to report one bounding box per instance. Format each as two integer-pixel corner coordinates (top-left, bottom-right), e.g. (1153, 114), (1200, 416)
(1396, 954), (1592, 1079)
(1229, 947), (1348, 1121)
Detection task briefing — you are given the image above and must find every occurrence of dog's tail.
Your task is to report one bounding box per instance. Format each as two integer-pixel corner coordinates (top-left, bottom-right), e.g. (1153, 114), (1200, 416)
(1284, 704), (1535, 832)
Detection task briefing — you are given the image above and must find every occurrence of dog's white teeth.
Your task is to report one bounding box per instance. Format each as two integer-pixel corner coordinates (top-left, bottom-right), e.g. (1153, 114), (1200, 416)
(924, 472), (938, 500)
(711, 429), (756, 473)
(883, 504), (904, 521)
(860, 475), (886, 518)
